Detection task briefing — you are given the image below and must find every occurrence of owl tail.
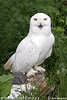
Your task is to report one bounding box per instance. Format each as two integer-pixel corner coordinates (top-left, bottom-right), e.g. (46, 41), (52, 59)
(4, 53), (15, 70)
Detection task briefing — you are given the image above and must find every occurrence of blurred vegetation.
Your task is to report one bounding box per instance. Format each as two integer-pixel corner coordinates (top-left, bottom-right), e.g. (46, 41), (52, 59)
(0, 0), (67, 99)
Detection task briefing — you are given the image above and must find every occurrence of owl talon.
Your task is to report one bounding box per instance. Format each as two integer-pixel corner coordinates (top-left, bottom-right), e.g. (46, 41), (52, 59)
(26, 68), (38, 77)
(34, 66), (46, 72)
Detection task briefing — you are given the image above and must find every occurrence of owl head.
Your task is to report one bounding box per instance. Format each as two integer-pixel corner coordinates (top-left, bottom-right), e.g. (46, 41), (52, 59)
(29, 13), (51, 36)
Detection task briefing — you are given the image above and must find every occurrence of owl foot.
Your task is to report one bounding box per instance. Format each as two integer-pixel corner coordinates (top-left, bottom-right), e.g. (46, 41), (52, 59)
(26, 68), (38, 77)
(34, 66), (46, 72)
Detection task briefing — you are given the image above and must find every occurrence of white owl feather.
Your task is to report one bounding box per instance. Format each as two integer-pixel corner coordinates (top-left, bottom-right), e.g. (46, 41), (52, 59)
(4, 13), (55, 76)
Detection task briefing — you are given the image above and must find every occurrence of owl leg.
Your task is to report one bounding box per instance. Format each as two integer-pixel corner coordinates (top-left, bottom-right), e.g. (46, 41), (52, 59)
(26, 68), (38, 77)
(34, 66), (46, 72)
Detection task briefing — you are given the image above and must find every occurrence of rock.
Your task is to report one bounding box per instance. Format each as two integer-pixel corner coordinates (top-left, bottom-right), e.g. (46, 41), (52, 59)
(11, 72), (27, 85)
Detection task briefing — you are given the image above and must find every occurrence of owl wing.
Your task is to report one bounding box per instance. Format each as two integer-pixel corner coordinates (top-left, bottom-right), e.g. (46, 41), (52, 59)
(4, 53), (15, 70)
(12, 37), (39, 72)
(45, 48), (52, 59)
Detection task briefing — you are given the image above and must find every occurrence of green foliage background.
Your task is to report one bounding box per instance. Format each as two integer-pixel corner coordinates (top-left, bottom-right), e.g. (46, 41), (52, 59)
(0, 0), (67, 98)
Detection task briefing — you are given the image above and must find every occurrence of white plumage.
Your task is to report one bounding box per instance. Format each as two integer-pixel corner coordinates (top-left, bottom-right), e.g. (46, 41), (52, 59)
(4, 13), (55, 76)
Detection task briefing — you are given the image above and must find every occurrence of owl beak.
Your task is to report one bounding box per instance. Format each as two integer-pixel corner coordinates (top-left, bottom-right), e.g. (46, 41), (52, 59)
(38, 24), (43, 29)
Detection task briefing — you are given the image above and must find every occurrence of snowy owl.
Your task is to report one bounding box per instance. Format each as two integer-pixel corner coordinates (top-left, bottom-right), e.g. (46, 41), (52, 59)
(4, 13), (55, 77)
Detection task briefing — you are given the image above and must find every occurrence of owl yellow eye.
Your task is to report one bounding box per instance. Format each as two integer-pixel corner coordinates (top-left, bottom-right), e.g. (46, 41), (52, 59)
(44, 18), (47, 20)
(34, 18), (37, 21)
